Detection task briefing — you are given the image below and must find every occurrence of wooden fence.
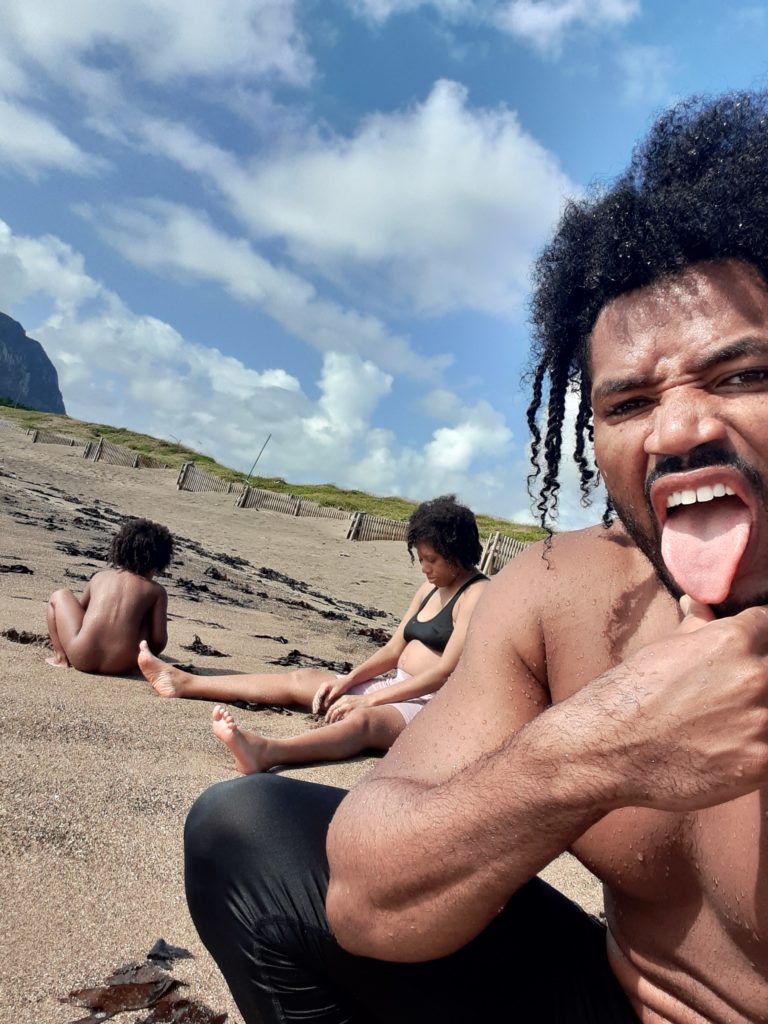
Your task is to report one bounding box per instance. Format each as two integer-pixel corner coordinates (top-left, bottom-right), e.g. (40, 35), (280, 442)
(479, 532), (533, 575)
(346, 512), (410, 542)
(176, 461), (243, 494)
(84, 437), (168, 469)
(236, 485), (351, 520)
(30, 428), (85, 447)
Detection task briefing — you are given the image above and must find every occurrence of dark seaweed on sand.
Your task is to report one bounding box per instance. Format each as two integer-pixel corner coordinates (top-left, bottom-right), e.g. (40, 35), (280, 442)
(63, 941), (226, 1023)
(181, 635), (229, 658)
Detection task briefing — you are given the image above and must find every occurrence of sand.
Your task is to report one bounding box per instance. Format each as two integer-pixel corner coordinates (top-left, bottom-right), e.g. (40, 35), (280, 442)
(0, 432), (602, 1024)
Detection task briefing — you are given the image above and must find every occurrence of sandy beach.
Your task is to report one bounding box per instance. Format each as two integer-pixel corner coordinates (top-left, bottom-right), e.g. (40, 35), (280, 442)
(0, 433), (601, 1024)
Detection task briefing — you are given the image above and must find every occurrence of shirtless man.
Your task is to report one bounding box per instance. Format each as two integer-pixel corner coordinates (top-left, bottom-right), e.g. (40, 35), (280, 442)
(47, 517), (172, 675)
(182, 92), (768, 1023)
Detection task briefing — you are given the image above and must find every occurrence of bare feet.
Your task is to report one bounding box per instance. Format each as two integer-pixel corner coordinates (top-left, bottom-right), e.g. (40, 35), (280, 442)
(46, 655), (70, 668)
(138, 640), (189, 697)
(212, 705), (271, 774)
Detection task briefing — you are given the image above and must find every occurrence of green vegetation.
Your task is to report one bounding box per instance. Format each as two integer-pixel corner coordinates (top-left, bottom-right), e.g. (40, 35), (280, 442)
(0, 406), (545, 542)
(0, 396), (35, 411)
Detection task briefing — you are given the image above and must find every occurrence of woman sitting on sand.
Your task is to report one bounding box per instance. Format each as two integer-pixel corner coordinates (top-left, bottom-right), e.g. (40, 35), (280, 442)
(138, 494), (487, 774)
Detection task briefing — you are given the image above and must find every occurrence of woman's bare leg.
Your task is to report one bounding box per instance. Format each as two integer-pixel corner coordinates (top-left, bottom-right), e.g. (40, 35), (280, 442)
(138, 641), (334, 706)
(211, 704), (405, 774)
(46, 589), (85, 668)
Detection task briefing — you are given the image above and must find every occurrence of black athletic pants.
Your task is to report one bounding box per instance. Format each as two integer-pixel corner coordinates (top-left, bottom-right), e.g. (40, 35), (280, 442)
(184, 774), (639, 1024)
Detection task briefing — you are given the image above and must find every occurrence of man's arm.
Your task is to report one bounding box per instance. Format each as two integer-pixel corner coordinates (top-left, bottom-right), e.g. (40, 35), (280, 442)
(326, 551), (768, 962)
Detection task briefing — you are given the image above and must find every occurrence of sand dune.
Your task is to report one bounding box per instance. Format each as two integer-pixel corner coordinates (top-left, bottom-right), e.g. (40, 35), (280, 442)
(0, 434), (601, 1024)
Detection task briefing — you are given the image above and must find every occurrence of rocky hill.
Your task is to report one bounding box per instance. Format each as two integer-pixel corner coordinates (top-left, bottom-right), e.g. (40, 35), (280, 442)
(0, 312), (66, 414)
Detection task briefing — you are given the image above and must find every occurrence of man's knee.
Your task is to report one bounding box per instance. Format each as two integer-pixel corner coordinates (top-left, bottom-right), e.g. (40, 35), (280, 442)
(48, 588), (69, 606)
(185, 775), (283, 862)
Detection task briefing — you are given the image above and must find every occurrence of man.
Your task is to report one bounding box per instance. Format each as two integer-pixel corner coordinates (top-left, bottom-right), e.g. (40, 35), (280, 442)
(184, 92), (768, 1023)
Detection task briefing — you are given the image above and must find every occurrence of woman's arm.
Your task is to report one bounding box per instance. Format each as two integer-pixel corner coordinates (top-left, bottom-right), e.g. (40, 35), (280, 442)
(313, 581), (432, 712)
(325, 580), (486, 721)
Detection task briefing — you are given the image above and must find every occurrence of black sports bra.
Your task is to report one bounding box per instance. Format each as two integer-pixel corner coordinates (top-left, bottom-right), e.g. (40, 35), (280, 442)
(402, 572), (486, 654)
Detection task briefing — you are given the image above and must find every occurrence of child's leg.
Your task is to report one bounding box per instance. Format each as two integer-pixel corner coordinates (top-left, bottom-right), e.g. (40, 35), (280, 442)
(212, 704), (405, 774)
(46, 589), (86, 668)
(138, 641), (333, 705)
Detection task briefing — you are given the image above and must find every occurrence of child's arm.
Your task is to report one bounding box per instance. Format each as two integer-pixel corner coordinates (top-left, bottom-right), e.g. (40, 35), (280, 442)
(147, 586), (168, 654)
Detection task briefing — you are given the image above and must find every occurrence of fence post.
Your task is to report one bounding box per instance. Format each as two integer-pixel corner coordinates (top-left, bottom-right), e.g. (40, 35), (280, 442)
(31, 429), (39, 443)
(132, 454), (140, 468)
(348, 511), (365, 541)
(83, 442), (92, 459)
(93, 438), (104, 462)
(294, 498), (302, 517)
(176, 462), (190, 490)
(480, 532), (500, 575)
(236, 484), (250, 508)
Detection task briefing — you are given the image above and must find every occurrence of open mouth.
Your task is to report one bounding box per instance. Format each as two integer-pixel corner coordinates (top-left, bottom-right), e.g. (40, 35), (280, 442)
(652, 471), (755, 605)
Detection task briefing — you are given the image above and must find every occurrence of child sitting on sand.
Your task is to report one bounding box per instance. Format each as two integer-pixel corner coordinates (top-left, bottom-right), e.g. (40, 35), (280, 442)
(46, 518), (173, 675)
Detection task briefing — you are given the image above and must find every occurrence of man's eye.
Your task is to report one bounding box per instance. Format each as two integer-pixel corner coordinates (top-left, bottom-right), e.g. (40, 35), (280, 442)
(605, 396), (649, 418)
(720, 368), (768, 388)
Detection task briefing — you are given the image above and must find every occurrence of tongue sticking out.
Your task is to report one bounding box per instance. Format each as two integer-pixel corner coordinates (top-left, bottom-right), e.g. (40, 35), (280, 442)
(661, 499), (751, 604)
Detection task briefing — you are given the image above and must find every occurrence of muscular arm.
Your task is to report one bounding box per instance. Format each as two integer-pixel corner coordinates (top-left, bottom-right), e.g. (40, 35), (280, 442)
(326, 548), (768, 962)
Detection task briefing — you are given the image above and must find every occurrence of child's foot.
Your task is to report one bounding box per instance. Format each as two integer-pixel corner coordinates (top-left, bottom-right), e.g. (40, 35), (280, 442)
(46, 654), (70, 668)
(212, 705), (271, 774)
(138, 640), (189, 697)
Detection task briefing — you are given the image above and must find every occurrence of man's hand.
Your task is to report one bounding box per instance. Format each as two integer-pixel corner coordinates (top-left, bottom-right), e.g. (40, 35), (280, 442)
(581, 597), (768, 813)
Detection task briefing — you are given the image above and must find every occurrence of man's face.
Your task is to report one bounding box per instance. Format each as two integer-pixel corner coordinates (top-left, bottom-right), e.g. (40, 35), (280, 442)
(590, 259), (768, 615)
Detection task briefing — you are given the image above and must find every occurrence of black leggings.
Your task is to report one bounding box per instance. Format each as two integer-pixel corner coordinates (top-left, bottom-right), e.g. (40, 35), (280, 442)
(184, 775), (639, 1024)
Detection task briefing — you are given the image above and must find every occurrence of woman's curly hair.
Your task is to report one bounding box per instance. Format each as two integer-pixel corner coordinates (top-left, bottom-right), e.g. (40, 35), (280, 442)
(526, 90), (768, 532)
(109, 518), (174, 575)
(407, 494), (481, 570)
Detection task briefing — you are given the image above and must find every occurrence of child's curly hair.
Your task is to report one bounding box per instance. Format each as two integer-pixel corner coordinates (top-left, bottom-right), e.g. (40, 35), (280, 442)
(407, 494), (481, 570)
(109, 518), (174, 575)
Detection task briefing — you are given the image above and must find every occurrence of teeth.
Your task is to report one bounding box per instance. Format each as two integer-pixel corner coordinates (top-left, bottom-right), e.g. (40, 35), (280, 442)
(665, 483), (738, 509)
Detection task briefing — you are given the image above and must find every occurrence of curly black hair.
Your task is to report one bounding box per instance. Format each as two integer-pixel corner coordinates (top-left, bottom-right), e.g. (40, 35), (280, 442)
(527, 90), (768, 531)
(407, 494), (481, 570)
(109, 518), (174, 576)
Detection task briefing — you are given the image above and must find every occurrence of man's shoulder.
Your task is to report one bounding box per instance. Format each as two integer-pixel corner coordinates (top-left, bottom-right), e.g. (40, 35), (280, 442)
(496, 521), (641, 589)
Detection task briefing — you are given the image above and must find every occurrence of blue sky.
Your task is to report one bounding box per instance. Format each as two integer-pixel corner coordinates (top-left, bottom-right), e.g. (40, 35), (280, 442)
(2, 1), (768, 528)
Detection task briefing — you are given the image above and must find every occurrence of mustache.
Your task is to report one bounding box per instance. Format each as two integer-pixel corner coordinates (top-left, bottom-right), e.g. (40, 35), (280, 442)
(644, 446), (765, 504)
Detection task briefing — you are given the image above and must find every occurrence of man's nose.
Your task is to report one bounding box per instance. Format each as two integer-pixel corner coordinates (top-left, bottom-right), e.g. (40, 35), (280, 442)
(643, 389), (727, 457)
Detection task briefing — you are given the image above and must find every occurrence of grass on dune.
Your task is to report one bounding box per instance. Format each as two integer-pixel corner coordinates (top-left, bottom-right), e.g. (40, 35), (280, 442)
(0, 405), (546, 542)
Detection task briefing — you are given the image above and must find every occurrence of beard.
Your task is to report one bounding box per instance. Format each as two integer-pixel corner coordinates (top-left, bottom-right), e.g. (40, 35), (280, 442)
(608, 446), (768, 618)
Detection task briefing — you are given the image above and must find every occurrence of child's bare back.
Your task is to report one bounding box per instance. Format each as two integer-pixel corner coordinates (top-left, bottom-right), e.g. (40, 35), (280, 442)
(46, 518), (173, 676)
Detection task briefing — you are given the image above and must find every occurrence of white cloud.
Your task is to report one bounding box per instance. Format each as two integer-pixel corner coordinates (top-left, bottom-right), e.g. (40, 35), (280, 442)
(348, 0), (473, 20)
(139, 81), (573, 318)
(494, 0), (639, 56)
(617, 44), (674, 105)
(0, 0), (311, 90)
(0, 218), (523, 510)
(86, 199), (449, 380)
(0, 97), (106, 177)
(346, 0), (640, 55)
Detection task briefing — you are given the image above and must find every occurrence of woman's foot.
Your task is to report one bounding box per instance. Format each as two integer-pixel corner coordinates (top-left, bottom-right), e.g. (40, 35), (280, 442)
(46, 654), (70, 668)
(212, 705), (271, 774)
(138, 640), (189, 697)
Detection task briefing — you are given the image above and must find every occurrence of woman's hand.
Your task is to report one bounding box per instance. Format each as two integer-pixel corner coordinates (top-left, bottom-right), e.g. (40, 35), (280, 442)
(325, 693), (375, 723)
(312, 675), (353, 715)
